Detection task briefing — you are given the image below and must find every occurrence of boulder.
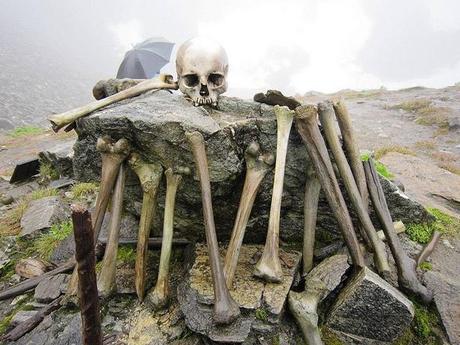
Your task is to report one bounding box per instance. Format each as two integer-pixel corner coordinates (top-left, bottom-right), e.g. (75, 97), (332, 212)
(327, 267), (414, 342)
(72, 91), (432, 244)
(20, 196), (69, 237)
(38, 139), (74, 178)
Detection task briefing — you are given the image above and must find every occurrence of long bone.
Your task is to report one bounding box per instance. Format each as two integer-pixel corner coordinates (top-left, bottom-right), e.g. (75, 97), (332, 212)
(224, 142), (275, 287)
(333, 100), (371, 247)
(318, 102), (390, 277)
(254, 105), (294, 283)
(48, 74), (178, 132)
(128, 153), (163, 301)
(302, 168), (321, 275)
(186, 131), (240, 325)
(97, 163), (126, 297)
(147, 168), (183, 310)
(66, 136), (130, 298)
(295, 105), (365, 269)
(363, 158), (432, 304)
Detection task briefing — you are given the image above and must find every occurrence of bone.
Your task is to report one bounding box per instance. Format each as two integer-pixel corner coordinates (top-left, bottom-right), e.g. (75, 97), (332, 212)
(363, 158), (432, 304)
(186, 131), (240, 325)
(318, 102), (390, 278)
(224, 142), (274, 287)
(254, 105), (295, 283)
(417, 231), (441, 267)
(66, 136), (130, 298)
(295, 105), (365, 269)
(71, 204), (102, 345)
(147, 168), (183, 310)
(48, 74), (178, 132)
(97, 164), (126, 297)
(128, 153), (163, 301)
(302, 169), (321, 276)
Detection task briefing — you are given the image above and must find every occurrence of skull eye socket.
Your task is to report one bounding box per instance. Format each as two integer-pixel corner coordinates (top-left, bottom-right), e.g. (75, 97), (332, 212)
(208, 73), (224, 87)
(183, 74), (199, 87)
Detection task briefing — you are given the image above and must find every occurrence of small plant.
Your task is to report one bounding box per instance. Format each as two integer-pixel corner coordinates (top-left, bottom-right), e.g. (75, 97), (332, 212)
(406, 223), (433, 244)
(8, 126), (44, 138)
(419, 262), (432, 271)
(360, 153), (394, 179)
(30, 188), (59, 200)
(413, 303), (436, 338)
(39, 162), (60, 181)
(374, 145), (416, 160)
(117, 246), (136, 265)
(34, 220), (73, 260)
(71, 182), (99, 200)
(406, 208), (459, 244)
(437, 162), (460, 176)
(255, 308), (268, 322)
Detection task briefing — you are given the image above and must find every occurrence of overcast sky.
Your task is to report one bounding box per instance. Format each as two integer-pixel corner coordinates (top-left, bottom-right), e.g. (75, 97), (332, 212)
(1, 0), (459, 106)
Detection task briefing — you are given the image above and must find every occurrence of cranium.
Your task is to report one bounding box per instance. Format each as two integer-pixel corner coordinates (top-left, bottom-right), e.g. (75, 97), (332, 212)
(176, 37), (228, 107)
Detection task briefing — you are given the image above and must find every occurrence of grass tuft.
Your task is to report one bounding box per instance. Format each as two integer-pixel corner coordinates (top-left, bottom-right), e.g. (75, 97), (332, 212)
(414, 140), (437, 151)
(117, 246), (136, 264)
(33, 220), (73, 260)
(374, 145), (416, 160)
(70, 182), (99, 200)
(39, 161), (59, 181)
(255, 308), (268, 322)
(8, 126), (44, 138)
(437, 162), (460, 176)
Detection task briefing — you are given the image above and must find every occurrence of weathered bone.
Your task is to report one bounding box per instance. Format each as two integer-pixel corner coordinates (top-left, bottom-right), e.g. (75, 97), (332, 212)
(186, 131), (240, 325)
(224, 142), (274, 287)
(302, 168), (321, 275)
(363, 158), (432, 303)
(66, 136), (130, 298)
(295, 105), (365, 269)
(318, 102), (390, 277)
(97, 164), (126, 297)
(48, 74), (178, 132)
(128, 153), (163, 301)
(417, 231), (441, 267)
(147, 168), (183, 310)
(254, 105), (294, 283)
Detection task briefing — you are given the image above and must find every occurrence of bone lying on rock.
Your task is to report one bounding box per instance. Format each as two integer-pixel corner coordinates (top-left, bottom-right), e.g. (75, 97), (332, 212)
(289, 254), (350, 345)
(363, 158), (432, 304)
(295, 105), (365, 269)
(66, 136), (130, 299)
(254, 105), (295, 283)
(224, 142), (274, 287)
(187, 131), (240, 325)
(48, 74), (178, 132)
(147, 168), (183, 310)
(303, 168), (321, 276)
(318, 101), (390, 278)
(97, 164), (126, 297)
(128, 153), (163, 301)
(417, 231), (441, 267)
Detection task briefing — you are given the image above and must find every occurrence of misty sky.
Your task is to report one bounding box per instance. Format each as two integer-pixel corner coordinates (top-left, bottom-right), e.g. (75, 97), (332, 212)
(1, 0), (460, 125)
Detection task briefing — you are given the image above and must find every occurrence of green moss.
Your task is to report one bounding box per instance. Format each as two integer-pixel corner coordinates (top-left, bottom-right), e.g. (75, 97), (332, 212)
(116, 246), (136, 264)
(406, 223), (433, 244)
(271, 335), (280, 345)
(0, 294), (32, 334)
(39, 161), (60, 181)
(419, 262), (432, 271)
(8, 125), (44, 138)
(255, 308), (268, 322)
(393, 328), (415, 345)
(321, 327), (344, 345)
(407, 208), (460, 243)
(413, 303), (435, 338)
(33, 220), (73, 260)
(360, 153), (394, 179)
(71, 182), (99, 200)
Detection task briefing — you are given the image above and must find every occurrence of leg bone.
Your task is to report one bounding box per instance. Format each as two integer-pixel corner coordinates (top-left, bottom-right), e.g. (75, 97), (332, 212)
(187, 131), (240, 325)
(254, 105), (294, 283)
(224, 142), (274, 287)
(128, 153), (163, 301)
(303, 168), (321, 275)
(295, 105), (365, 269)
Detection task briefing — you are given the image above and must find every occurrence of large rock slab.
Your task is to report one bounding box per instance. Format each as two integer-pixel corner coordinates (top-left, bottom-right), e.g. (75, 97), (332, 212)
(327, 267), (414, 342)
(20, 196), (69, 237)
(34, 273), (68, 303)
(177, 244), (301, 343)
(72, 91), (432, 244)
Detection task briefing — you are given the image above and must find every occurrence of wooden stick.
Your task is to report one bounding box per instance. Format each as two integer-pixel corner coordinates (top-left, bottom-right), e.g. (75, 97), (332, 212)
(302, 169), (321, 276)
(72, 204), (102, 345)
(417, 231), (441, 267)
(2, 296), (63, 341)
(363, 158), (432, 304)
(295, 105), (365, 269)
(318, 102), (390, 278)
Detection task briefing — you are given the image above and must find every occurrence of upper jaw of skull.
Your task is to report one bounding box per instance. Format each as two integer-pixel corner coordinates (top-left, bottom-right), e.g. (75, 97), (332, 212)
(179, 72), (227, 107)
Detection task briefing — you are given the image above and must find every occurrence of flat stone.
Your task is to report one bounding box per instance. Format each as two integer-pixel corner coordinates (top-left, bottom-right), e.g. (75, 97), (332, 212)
(11, 310), (38, 326)
(178, 244), (301, 343)
(34, 273), (69, 303)
(49, 177), (74, 189)
(20, 196), (69, 237)
(327, 267), (414, 342)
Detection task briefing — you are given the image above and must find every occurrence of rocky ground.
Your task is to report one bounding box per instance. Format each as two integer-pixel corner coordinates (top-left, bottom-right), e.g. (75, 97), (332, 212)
(0, 84), (459, 345)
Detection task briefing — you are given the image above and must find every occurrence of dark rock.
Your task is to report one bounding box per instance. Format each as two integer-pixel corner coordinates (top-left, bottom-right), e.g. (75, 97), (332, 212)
(73, 91), (431, 244)
(34, 273), (69, 303)
(448, 116), (460, 130)
(98, 211), (139, 241)
(49, 177), (74, 189)
(327, 267), (414, 342)
(0, 178), (39, 201)
(49, 234), (75, 264)
(11, 310), (38, 326)
(20, 196), (69, 237)
(38, 140), (75, 178)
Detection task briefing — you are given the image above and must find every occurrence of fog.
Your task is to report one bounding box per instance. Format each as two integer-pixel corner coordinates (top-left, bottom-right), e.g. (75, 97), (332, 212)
(1, 0), (459, 128)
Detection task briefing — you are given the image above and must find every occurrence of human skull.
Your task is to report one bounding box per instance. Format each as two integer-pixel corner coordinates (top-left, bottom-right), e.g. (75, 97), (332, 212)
(176, 37), (228, 107)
